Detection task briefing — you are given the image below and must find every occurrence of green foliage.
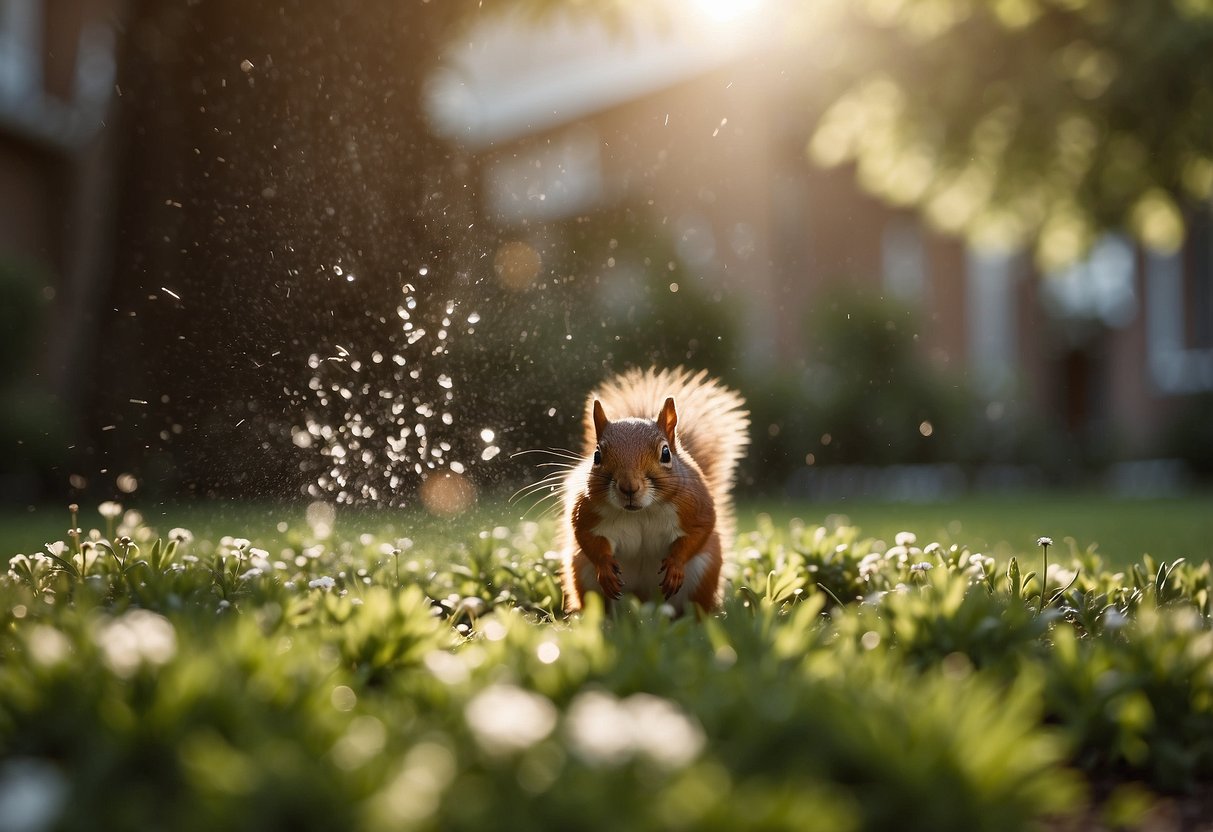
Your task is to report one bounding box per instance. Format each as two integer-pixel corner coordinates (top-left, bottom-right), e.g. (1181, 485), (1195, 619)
(800, 289), (971, 465)
(0, 257), (64, 490)
(744, 289), (1039, 483)
(803, 0), (1213, 267)
(2, 505), (1212, 829)
(0, 257), (50, 385)
(1166, 393), (1213, 478)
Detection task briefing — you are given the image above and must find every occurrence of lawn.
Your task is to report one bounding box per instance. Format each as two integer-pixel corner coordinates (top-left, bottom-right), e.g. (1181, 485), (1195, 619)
(763, 491), (1213, 568)
(3, 490), (1209, 568)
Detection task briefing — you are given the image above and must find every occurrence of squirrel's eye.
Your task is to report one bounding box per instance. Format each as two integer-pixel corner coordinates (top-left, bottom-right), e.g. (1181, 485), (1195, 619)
(593, 448), (602, 465)
(660, 445), (671, 464)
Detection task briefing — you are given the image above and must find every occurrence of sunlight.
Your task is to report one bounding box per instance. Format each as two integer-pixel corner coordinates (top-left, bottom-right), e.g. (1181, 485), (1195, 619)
(689, 0), (763, 23)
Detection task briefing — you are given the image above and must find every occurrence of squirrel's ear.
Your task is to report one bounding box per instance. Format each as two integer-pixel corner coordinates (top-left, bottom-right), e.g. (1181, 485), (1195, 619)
(592, 400), (609, 440)
(658, 397), (677, 443)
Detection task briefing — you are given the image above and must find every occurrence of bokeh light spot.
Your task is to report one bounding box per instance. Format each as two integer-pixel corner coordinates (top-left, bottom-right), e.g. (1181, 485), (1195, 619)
(494, 242), (542, 291)
(420, 471), (476, 517)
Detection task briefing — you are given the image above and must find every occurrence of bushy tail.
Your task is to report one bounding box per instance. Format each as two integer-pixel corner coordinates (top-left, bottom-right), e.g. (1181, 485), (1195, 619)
(586, 367), (750, 539)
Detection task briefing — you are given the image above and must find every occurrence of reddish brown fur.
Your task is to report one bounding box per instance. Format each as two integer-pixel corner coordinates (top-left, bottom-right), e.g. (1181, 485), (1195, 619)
(559, 367), (749, 615)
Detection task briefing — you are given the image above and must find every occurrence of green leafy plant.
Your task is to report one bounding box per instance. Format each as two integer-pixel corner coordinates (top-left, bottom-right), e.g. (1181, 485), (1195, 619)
(2, 505), (1212, 830)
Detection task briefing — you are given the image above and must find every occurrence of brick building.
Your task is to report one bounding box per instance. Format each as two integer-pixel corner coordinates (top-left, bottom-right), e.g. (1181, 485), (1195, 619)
(426, 6), (1213, 478)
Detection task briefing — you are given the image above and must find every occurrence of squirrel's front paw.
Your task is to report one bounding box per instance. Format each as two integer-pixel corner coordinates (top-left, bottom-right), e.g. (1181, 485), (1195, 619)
(659, 559), (684, 599)
(597, 560), (624, 599)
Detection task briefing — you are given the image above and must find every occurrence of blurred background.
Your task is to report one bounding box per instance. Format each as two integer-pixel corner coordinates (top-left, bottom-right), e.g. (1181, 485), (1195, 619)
(2, 0), (1212, 520)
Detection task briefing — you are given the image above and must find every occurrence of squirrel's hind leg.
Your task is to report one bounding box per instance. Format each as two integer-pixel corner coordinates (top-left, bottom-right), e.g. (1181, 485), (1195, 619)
(666, 545), (723, 616)
(561, 550), (601, 614)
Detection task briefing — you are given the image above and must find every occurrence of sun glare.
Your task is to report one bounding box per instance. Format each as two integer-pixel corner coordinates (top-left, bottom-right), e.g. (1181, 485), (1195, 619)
(690, 0), (763, 23)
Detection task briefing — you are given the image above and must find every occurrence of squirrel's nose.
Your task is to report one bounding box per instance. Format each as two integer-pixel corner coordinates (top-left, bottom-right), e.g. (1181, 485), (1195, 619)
(617, 481), (640, 498)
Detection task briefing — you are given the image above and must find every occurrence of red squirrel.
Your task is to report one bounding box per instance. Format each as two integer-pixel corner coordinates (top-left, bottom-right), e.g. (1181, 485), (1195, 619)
(559, 367), (749, 615)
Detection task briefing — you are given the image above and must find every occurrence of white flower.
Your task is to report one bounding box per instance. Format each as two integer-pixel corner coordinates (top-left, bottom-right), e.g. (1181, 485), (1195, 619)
(621, 694), (705, 768)
(168, 528), (194, 544)
(910, 562), (933, 574)
(536, 641), (561, 664)
(308, 576), (336, 591)
(1036, 537), (1053, 547)
(895, 531), (917, 547)
(94, 610), (177, 678)
(98, 502), (123, 519)
(71, 545), (101, 572)
(858, 552), (884, 579)
(963, 553), (995, 583)
(1050, 565), (1077, 588)
(464, 684), (557, 755)
(27, 627), (71, 666)
(424, 650), (470, 686)
(1103, 609), (1127, 630)
(564, 692), (633, 766)
(566, 691), (704, 769)
(247, 548), (271, 571)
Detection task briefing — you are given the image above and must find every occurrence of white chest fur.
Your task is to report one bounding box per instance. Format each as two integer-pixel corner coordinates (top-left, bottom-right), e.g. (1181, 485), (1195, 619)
(592, 502), (682, 602)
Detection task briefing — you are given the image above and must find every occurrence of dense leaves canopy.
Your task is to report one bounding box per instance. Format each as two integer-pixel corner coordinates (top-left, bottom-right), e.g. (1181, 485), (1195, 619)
(802, 0), (1213, 267)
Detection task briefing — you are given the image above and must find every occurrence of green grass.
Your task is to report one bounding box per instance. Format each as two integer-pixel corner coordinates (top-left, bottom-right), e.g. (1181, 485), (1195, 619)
(4, 490), (1209, 568)
(756, 491), (1213, 568)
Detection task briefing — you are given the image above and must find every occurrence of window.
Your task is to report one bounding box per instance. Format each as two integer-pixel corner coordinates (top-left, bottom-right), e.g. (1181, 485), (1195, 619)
(1188, 202), (1213, 350)
(1146, 247), (1213, 393)
(1040, 234), (1137, 328)
(965, 247), (1017, 397)
(0, 0), (42, 100)
(881, 218), (927, 305)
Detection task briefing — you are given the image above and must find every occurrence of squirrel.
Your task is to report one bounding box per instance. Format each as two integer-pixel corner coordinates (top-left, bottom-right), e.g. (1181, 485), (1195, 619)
(559, 367), (749, 615)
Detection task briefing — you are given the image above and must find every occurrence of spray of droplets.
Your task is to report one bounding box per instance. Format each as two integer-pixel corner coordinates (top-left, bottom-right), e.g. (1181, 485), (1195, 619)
(290, 269), (500, 509)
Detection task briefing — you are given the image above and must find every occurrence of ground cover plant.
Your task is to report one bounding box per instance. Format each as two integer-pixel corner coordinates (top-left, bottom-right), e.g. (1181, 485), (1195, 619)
(2, 504), (1212, 830)
(3, 491), (1209, 571)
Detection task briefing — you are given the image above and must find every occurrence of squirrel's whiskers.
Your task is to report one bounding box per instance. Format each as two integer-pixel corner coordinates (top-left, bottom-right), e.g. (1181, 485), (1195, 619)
(510, 448), (582, 519)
